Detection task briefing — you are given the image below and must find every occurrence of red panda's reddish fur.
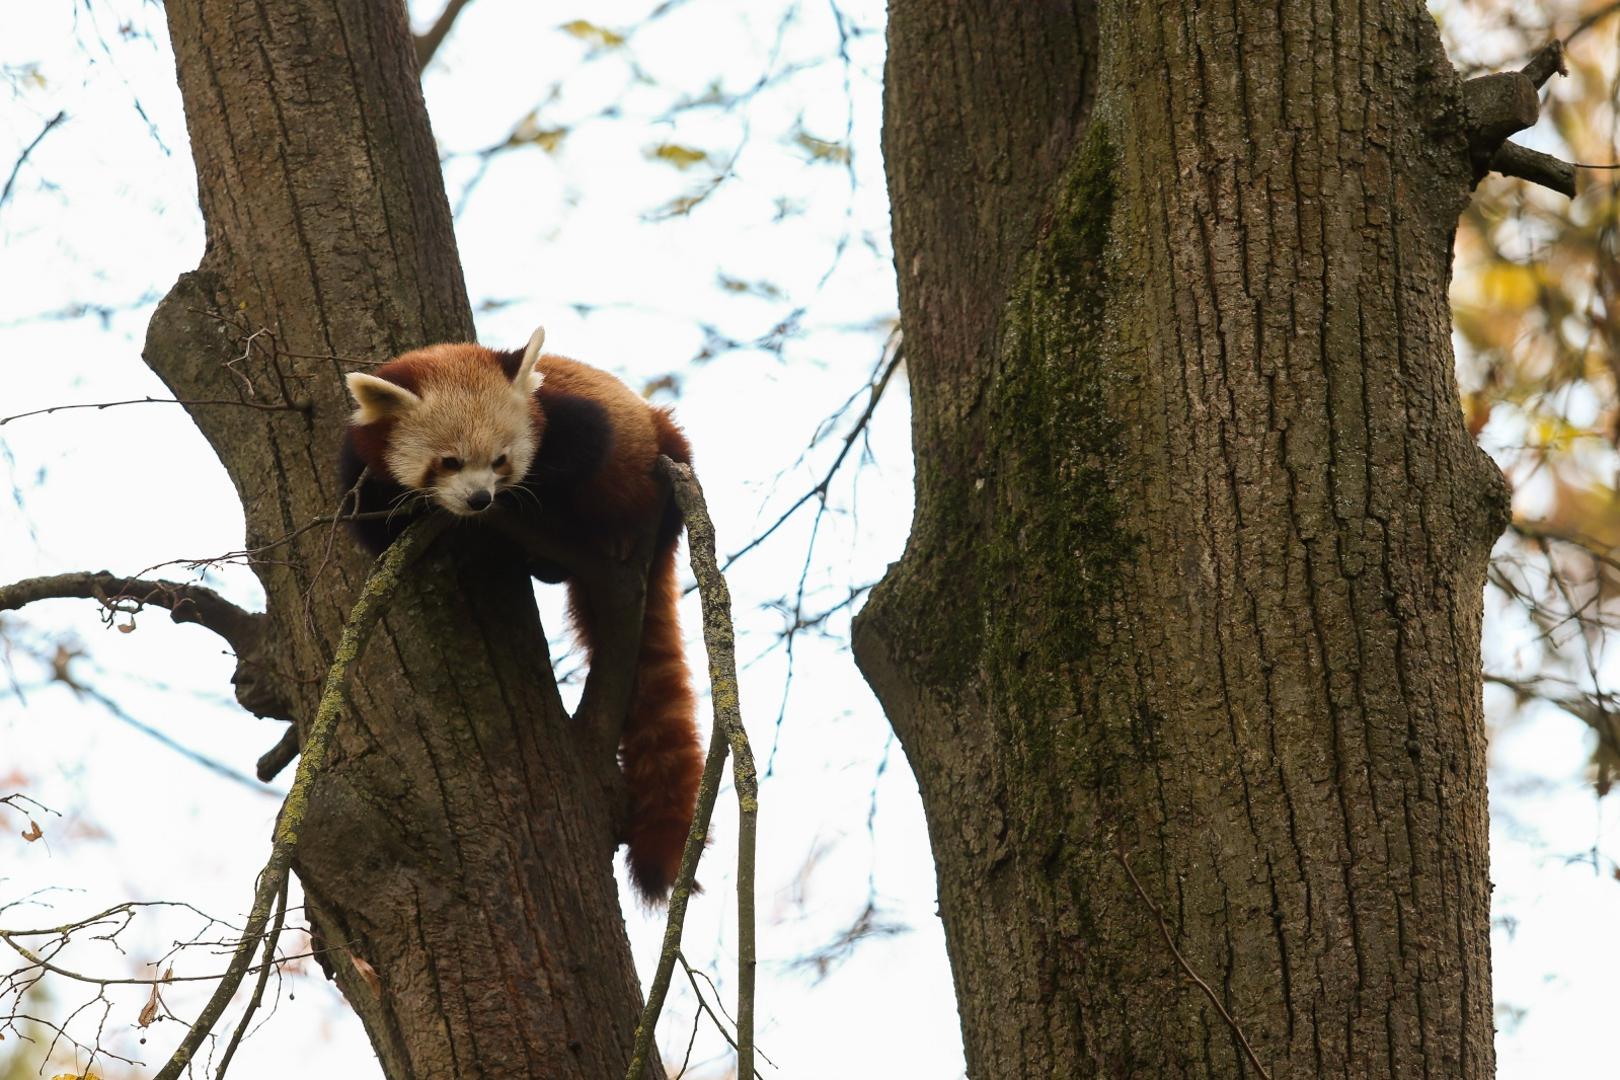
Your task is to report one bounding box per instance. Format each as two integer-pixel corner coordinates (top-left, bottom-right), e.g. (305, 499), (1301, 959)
(340, 341), (704, 903)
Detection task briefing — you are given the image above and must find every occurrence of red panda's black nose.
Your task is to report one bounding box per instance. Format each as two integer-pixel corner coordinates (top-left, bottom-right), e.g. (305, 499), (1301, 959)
(466, 490), (493, 512)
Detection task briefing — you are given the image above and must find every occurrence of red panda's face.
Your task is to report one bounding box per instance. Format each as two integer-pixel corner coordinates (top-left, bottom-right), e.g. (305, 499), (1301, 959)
(346, 339), (544, 517)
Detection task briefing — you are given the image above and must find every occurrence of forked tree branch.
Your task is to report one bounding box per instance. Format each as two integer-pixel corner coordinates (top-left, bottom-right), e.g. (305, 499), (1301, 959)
(625, 458), (759, 1080)
(152, 514), (449, 1080)
(214, 874), (288, 1079)
(1461, 40), (1576, 198)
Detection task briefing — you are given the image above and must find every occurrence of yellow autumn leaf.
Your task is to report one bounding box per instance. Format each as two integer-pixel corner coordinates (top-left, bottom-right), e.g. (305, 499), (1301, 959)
(1479, 263), (1540, 310)
(508, 111), (567, 153)
(1529, 415), (1590, 451)
(647, 143), (709, 170)
(793, 130), (851, 164)
(559, 19), (625, 48)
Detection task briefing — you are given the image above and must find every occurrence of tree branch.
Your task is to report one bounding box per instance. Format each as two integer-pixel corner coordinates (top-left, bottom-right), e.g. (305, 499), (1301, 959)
(414, 0), (476, 71)
(625, 458), (758, 1080)
(0, 110), (66, 217)
(1519, 39), (1566, 88)
(255, 724), (301, 783)
(718, 333), (902, 576)
(213, 873), (287, 1079)
(0, 569), (298, 728)
(152, 514), (449, 1080)
(1489, 141), (1578, 198)
(0, 572), (262, 655)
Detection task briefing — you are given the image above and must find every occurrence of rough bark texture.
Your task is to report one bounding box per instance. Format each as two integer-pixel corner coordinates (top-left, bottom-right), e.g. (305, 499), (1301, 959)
(148, 2), (656, 1076)
(856, 2), (1508, 1077)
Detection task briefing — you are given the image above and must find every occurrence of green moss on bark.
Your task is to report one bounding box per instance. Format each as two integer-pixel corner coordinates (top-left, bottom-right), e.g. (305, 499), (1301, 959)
(983, 124), (1137, 701)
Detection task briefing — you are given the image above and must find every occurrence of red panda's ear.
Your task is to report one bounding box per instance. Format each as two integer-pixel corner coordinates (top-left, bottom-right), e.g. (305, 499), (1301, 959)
(514, 326), (546, 394)
(345, 372), (421, 424)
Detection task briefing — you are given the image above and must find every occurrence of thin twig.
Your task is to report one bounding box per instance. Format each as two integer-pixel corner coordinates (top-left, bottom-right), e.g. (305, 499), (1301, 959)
(675, 953), (770, 1078)
(0, 937), (321, 987)
(151, 514), (449, 1080)
(0, 396), (302, 426)
(45, 651), (271, 793)
(625, 459), (758, 1080)
(1566, 1), (1620, 46)
(0, 111), (66, 215)
(719, 335), (902, 574)
(1116, 852), (1273, 1080)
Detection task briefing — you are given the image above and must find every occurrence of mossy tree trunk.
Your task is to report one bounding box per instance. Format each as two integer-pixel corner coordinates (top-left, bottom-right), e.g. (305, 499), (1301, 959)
(855, 3), (1507, 1076)
(147, 2), (657, 1076)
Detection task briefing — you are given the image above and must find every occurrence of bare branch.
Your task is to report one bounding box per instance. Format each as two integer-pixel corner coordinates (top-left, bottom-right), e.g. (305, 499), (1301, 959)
(719, 332), (903, 575)
(255, 725), (300, 783)
(0, 110), (66, 217)
(213, 874), (288, 1079)
(44, 647), (271, 793)
(1491, 141), (1578, 198)
(0, 572), (262, 655)
(676, 953), (771, 1078)
(415, 0), (476, 71)
(0, 395), (307, 426)
(1458, 40), (1576, 198)
(1566, 4), (1620, 47)
(1462, 72), (1540, 149)
(1518, 39), (1566, 88)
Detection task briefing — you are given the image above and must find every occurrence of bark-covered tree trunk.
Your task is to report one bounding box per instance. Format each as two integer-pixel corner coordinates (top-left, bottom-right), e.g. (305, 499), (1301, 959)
(856, 3), (1508, 1076)
(147, 3), (657, 1076)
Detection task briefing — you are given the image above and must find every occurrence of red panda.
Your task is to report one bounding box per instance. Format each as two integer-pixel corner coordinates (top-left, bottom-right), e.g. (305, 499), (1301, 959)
(339, 327), (703, 903)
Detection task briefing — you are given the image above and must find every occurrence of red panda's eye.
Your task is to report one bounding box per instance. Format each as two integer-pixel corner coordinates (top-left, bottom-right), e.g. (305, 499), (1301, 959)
(492, 454), (508, 469)
(440, 456), (463, 472)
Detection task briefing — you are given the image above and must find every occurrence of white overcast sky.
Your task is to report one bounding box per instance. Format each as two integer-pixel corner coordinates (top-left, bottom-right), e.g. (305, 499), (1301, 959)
(0, 2), (1615, 1078)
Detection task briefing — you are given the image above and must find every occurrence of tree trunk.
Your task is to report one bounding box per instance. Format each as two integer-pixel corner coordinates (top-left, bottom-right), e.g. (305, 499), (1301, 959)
(147, 2), (656, 1076)
(855, 3), (1508, 1076)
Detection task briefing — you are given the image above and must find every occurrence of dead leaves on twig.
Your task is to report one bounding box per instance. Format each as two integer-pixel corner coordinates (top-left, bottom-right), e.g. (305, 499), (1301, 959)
(20, 819), (41, 842)
(138, 966), (173, 1028)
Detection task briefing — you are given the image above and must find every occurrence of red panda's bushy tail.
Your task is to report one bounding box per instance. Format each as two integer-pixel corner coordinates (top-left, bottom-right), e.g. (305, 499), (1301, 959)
(617, 539), (704, 902)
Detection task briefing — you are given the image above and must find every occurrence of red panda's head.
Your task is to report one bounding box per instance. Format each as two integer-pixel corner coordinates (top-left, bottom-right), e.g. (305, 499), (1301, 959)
(345, 327), (546, 516)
